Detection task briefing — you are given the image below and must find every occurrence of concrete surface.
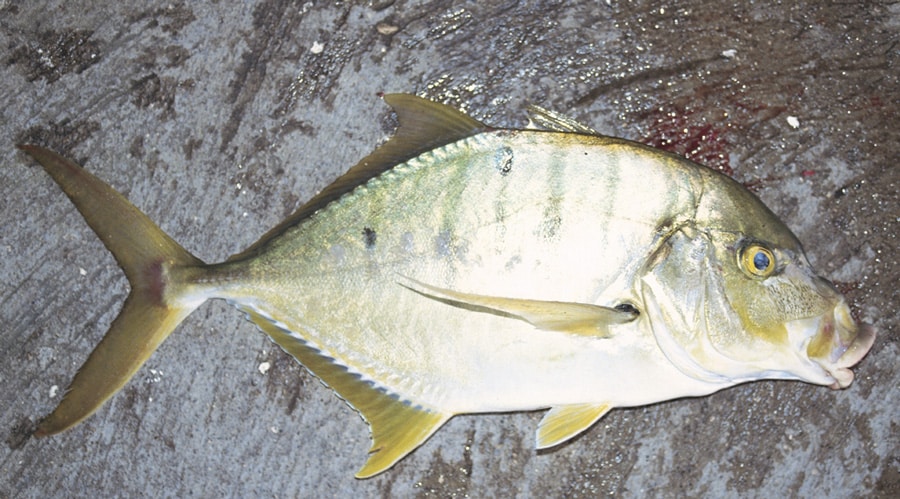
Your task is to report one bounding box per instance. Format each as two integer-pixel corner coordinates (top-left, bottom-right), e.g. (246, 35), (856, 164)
(1, 1), (896, 497)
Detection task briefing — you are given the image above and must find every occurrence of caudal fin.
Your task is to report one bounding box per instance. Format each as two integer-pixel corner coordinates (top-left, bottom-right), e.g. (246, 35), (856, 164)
(18, 145), (207, 436)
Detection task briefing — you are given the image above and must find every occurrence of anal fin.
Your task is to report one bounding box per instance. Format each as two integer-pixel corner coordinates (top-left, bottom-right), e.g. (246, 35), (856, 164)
(536, 403), (612, 449)
(243, 309), (451, 478)
(399, 275), (636, 338)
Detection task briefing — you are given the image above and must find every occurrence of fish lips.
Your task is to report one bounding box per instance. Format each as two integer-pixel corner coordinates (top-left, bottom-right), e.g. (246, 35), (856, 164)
(802, 303), (877, 390)
(824, 322), (877, 389)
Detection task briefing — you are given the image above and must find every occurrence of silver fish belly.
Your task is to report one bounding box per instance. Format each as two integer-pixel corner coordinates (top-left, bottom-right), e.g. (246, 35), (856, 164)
(19, 94), (876, 478)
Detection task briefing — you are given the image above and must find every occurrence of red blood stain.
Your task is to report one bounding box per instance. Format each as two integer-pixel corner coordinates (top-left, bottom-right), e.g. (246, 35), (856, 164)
(639, 104), (733, 176)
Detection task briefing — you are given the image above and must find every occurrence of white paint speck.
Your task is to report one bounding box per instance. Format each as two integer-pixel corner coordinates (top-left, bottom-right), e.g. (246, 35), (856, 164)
(49, 385), (58, 398)
(258, 361), (271, 375)
(310, 41), (325, 54)
(787, 116), (800, 128)
(79, 267), (87, 276)
(721, 49), (737, 59)
(270, 426), (280, 434)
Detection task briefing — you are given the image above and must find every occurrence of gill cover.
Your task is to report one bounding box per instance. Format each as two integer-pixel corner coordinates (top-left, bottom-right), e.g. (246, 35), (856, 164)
(640, 227), (749, 384)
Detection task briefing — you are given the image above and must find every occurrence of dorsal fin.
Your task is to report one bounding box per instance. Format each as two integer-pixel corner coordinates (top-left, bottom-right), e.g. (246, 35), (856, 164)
(231, 94), (486, 261)
(243, 308), (452, 478)
(526, 104), (599, 135)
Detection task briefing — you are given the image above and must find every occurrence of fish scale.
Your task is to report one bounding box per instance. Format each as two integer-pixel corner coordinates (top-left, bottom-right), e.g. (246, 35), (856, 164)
(17, 94), (875, 478)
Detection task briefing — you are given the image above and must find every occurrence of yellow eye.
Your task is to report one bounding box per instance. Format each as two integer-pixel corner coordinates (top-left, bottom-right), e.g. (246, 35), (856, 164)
(739, 244), (776, 278)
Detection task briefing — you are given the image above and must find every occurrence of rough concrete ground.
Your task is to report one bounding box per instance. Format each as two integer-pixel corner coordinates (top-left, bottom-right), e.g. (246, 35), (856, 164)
(1, 1), (896, 497)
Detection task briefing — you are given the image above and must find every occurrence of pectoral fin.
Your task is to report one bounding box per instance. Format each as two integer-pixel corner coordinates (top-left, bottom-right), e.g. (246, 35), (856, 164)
(536, 403), (612, 449)
(399, 276), (636, 338)
(244, 308), (451, 478)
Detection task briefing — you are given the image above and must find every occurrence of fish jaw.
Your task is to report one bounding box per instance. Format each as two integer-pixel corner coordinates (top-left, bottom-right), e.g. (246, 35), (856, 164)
(798, 300), (877, 389)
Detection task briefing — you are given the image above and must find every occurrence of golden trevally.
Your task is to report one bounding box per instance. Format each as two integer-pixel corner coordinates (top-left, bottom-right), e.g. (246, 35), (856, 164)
(19, 94), (876, 478)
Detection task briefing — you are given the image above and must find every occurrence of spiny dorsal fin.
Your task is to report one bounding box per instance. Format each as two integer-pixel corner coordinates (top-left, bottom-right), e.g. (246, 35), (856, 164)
(243, 309), (451, 478)
(308, 94), (486, 215)
(232, 94), (486, 260)
(536, 403), (612, 449)
(398, 275), (637, 338)
(526, 104), (599, 135)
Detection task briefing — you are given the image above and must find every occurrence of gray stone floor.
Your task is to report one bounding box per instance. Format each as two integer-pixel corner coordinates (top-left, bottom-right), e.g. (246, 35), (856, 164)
(1, 1), (896, 497)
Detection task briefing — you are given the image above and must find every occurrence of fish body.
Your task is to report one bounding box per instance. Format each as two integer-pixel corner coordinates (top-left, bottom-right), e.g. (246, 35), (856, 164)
(18, 94), (876, 477)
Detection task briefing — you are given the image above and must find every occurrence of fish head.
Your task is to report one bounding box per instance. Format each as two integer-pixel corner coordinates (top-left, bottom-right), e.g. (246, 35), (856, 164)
(640, 177), (876, 390)
(711, 234), (876, 389)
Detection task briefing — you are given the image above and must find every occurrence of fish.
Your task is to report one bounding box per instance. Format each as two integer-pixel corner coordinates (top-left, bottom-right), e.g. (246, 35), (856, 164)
(18, 94), (876, 478)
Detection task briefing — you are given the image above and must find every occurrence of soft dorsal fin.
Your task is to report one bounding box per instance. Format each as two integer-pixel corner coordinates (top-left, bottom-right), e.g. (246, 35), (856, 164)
(398, 276), (637, 338)
(231, 94), (486, 261)
(526, 104), (599, 135)
(536, 403), (612, 449)
(243, 308), (452, 478)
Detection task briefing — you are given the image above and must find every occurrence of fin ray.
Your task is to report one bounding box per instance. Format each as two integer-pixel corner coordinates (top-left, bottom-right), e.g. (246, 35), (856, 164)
(526, 104), (599, 135)
(244, 309), (451, 478)
(536, 403), (612, 449)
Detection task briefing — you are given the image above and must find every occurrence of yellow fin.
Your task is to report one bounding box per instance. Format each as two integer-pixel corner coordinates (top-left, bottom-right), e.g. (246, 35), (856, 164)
(536, 403), (612, 449)
(526, 104), (599, 135)
(232, 94), (485, 260)
(18, 145), (206, 436)
(399, 276), (637, 338)
(244, 309), (452, 478)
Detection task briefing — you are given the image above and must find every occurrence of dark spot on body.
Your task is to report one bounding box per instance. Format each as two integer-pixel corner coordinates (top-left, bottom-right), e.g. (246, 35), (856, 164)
(363, 227), (377, 249)
(495, 146), (514, 175)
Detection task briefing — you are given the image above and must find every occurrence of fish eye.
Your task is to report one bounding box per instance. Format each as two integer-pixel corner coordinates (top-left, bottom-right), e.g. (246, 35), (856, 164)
(739, 243), (776, 278)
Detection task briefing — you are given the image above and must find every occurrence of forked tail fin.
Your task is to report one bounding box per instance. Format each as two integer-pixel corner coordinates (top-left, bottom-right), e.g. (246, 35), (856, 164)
(18, 145), (207, 436)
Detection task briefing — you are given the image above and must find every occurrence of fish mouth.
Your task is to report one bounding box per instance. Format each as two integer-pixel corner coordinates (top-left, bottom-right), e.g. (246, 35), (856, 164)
(805, 302), (877, 389)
